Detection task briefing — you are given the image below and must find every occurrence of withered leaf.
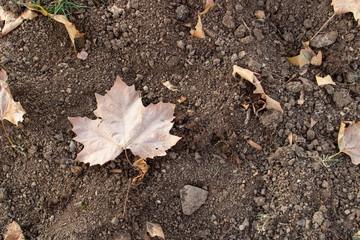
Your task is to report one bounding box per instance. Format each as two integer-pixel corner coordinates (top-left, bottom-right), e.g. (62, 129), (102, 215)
(199, 0), (216, 15)
(232, 65), (283, 114)
(26, 4), (85, 52)
(146, 222), (165, 239)
(0, 7), (37, 36)
(3, 221), (25, 240)
(315, 75), (336, 86)
(332, 0), (360, 25)
(132, 158), (149, 184)
(69, 76), (181, 166)
(190, 15), (205, 39)
(0, 69), (25, 126)
(338, 121), (360, 165)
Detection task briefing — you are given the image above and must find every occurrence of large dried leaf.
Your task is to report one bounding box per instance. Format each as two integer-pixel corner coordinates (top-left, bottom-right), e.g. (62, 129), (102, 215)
(69, 76), (181, 166)
(0, 7), (37, 36)
(338, 121), (360, 164)
(3, 221), (25, 240)
(26, 4), (85, 52)
(0, 69), (25, 126)
(332, 0), (360, 25)
(232, 65), (283, 114)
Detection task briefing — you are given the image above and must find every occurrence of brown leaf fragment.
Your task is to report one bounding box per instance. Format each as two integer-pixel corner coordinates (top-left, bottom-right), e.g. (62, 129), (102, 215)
(0, 69), (25, 126)
(132, 158), (149, 184)
(68, 76), (181, 166)
(338, 121), (360, 165)
(0, 7), (37, 36)
(162, 81), (179, 92)
(3, 221), (25, 240)
(199, 0), (216, 15)
(247, 139), (262, 150)
(146, 222), (165, 239)
(332, 0), (360, 25)
(26, 5), (85, 52)
(190, 15), (205, 39)
(316, 75), (336, 86)
(310, 50), (322, 66)
(286, 47), (315, 67)
(177, 96), (186, 103)
(264, 94), (284, 114)
(297, 87), (305, 105)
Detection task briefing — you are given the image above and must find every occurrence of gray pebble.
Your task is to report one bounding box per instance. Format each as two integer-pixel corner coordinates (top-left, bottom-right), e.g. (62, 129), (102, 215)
(312, 211), (324, 226)
(286, 82), (302, 93)
(310, 31), (338, 48)
(175, 5), (190, 21)
(69, 141), (76, 153)
(177, 40), (185, 50)
(180, 185), (208, 215)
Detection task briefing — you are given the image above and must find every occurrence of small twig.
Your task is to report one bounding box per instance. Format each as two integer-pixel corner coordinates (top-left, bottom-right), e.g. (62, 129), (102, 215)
(308, 13), (336, 42)
(1, 120), (14, 147)
(124, 149), (133, 166)
(122, 178), (132, 219)
(240, 18), (252, 36)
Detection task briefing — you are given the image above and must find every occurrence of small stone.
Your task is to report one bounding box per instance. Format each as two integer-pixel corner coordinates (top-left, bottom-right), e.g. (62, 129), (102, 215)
(240, 36), (254, 44)
(254, 197), (266, 206)
(230, 54), (238, 62)
(303, 19), (312, 29)
(333, 88), (353, 108)
(344, 209), (351, 215)
(312, 211), (324, 225)
(345, 72), (356, 84)
(111, 217), (120, 225)
(0, 188), (7, 200)
(69, 140), (76, 152)
(286, 82), (302, 93)
(321, 181), (329, 188)
(74, 201), (83, 209)
(307, 130), (316, 141)
(222, 13), (236, 29)
(259, 111), (283, 129)
(310, 31), (338, 48)
(253, 28), (264, 41)
(107, 5), (124, 18)
(296, 219), (306, 227)
(180, 185), (208, 215)
(234, 25), (247, 38)
(238, 51), (246, 59)
(175, 5), (190, 21)
(324, 85), (334, 95)
(177, 40), (185, 50)
(239, 218), (249, 231)
(70, 166), (83, 177)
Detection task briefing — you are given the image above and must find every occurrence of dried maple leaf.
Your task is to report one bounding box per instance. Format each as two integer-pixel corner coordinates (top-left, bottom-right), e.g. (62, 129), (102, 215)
(232, 65), (283, 114)
(190, 15), (205, 39)
(3, 221), (25, 240)
(0, 69), (25, 126)
(332, 0), (360, 25)
(337, 121), (360, 164)
(69, 76), (181, 166)
(0, 7), (37, 36)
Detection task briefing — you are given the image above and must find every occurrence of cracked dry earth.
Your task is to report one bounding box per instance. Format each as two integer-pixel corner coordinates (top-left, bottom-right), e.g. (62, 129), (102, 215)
(0, 0), (360, 239)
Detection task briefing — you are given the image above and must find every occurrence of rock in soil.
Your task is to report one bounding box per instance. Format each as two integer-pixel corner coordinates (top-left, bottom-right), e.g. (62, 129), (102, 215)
(310, 31), (338, 48)
(333, 88), (353, 108)
(180, 185), (208, 215)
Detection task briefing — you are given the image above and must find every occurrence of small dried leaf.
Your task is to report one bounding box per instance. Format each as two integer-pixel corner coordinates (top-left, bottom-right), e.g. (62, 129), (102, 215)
(77, 49), (88, 60)
(177, 96), (186, 103)
(0, 69), (26, 126)
(190, 15), (205, 39)
(315, 75), (336, 86)
(132, 158), (149, 184)
(310, 50), (322, 66)
(286, 47), (315, 67)
(332, 0), (360, 25)
(338, 121), (360, 164)
(232, 65), (264, 94)
(3, 221), (25, 240)
(247, 139), (262, 150)
(146, 222), (165, 239)
(0, 7), (37, 36)
(199, 0), (216, 15)
(242, 103), (249, 110)
(162, 81), (179, 92)
(264, 94), (284, 114)
(297, 87), (305, 105)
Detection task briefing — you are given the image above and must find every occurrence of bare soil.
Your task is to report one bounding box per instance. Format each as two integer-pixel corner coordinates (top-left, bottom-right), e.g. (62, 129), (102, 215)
(1, 0), (360, 239)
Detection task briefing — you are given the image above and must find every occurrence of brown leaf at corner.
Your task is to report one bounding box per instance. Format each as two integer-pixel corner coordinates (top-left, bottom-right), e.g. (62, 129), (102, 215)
(190, 15), (205, 39)
(146, 222), (165, 239)
(0, 69), (26, 126)
(0, 7), (37, 36)
(332, 0), (360, 25)
(338, 121), (360, 165)
(3, 221), (25, 240)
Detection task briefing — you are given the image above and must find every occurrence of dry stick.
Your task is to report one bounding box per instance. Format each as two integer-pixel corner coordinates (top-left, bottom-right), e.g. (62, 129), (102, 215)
(124, 148), (133, 166)
(122, 178), (132, 218)
(308, 13), (336, 42)
(1, 120), (14, 147)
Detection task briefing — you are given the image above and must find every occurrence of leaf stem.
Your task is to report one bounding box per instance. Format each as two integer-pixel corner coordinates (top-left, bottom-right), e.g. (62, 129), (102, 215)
(329, 151), (341, 159)
(124, 149), (133, 166)
(1, 120), (14, 147)
(309, 13), (336, 42)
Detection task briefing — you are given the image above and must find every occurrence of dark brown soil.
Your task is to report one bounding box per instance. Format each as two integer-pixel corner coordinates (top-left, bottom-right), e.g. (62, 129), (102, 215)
(1, 0), (360, 239)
